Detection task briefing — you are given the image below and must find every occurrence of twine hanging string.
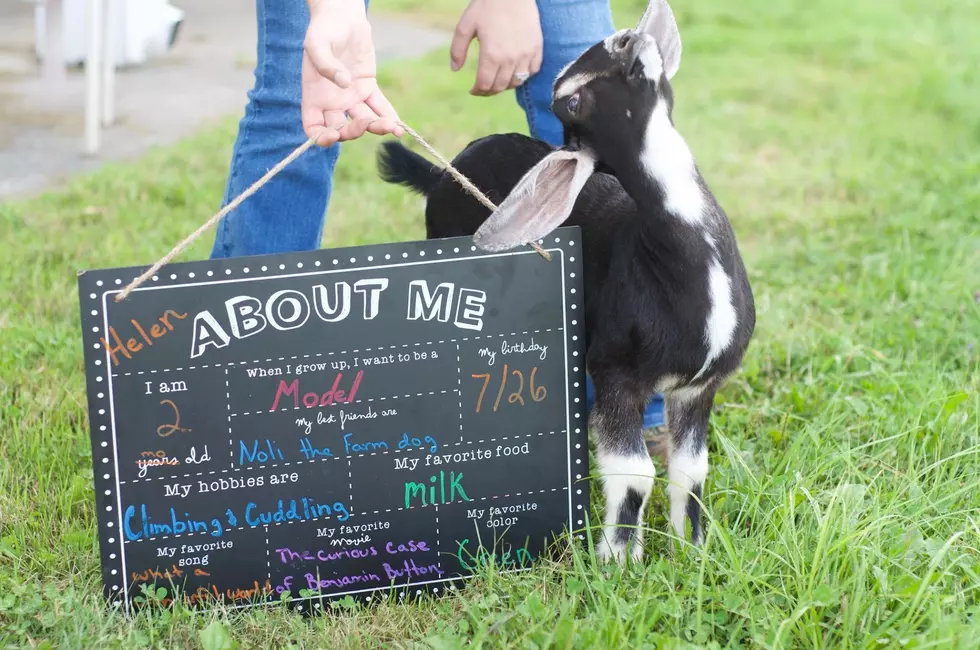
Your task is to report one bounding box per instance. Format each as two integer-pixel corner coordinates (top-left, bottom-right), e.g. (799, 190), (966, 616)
(114, 120), (551, 303)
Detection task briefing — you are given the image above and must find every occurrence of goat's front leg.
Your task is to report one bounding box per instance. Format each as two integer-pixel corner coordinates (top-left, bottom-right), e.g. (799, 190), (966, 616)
(590, 384), (656, 563)
(664, 384), (717, 546)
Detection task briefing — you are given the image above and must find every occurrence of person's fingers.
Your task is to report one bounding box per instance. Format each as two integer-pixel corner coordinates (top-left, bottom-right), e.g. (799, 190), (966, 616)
(529, 50), (543, 77)
(343, 102), (397, 137)
(305, 40), (352, 88)
(450, 10), (476, 72)
(506, 55), (534, 89)
(336, 116), (373, 141)
(366, 118), (402, 136)
(316, 130), (342, 147)
(347, 103), (378, 123)
(301, 102), (324, 139)
(322, 108), (348, 131)
(309, 122), (342, 147)
(491, 59), (517, 94)
(471, 49), (501, 96)
(363, 87), (398, 120)
(303, 99), (340, 146)
(364, 88), (405, 137)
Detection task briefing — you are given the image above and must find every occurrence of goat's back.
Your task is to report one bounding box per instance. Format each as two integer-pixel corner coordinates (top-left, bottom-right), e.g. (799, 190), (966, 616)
(389, 133), (631, 248)
(423, 133), (551, 239)
(378, 133), (755, 391)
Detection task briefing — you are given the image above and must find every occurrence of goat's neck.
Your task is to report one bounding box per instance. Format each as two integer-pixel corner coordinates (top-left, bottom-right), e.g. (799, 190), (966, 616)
(614, 104), (709, 231)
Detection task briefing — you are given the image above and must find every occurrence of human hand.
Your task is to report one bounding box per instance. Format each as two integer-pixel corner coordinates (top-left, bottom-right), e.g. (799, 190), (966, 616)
(302, 0), (404, 147)
(450, 0), (544, 96)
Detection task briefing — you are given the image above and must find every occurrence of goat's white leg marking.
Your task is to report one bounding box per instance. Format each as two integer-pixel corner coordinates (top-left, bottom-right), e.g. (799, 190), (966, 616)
(640, 103), (706, 226)
(590, 400), (654, 563)
(691, 258), (738, 381)
(665, 384), (715, 546)
(667, 441), (708, 541)
(596, 451), (656, 562)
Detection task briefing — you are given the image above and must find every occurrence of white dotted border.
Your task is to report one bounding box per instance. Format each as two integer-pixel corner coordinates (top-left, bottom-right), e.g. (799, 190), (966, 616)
(553, 232), (590, 542)
(79, 229), (588, 611)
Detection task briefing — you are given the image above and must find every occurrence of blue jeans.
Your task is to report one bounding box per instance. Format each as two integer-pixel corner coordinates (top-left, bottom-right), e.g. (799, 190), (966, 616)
(211, 0), (664, 429)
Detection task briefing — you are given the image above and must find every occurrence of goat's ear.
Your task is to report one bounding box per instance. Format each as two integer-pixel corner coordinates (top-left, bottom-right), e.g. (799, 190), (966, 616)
(472, 150), (595, 252)
(637, 0), (682, 80)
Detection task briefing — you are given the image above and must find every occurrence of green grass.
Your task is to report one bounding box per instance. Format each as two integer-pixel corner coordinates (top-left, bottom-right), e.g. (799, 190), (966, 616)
(2, 0), (980, 646)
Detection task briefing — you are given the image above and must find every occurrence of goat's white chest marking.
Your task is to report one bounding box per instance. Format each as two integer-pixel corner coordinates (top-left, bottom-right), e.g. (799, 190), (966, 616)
(692, 258), (737, 380)
(639, 103), (706, 226)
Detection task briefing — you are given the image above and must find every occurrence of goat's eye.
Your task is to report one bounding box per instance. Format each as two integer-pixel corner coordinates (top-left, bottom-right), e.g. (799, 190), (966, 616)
(567, 93), (580, 114)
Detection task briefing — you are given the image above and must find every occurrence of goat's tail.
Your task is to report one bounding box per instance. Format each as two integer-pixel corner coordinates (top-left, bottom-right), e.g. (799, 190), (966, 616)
(376, 142), (443, 196)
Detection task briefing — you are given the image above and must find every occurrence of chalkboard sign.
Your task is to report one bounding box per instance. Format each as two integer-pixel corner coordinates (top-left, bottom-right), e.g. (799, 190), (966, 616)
(77, 227), (589, 614)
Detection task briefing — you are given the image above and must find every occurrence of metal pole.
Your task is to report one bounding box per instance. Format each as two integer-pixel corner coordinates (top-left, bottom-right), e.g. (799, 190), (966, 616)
(85, 0), (104, 155)
(101, 0), (116, 127)
(42, 0), (68, 87)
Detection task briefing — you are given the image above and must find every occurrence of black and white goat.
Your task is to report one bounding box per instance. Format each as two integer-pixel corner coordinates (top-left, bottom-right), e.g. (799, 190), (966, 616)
(377, 0), (755, 562)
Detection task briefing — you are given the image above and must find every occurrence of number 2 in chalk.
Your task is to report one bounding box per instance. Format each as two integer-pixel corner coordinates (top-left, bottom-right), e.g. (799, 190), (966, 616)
(471, 365), (547, 413)
(157, 399), (192, 437)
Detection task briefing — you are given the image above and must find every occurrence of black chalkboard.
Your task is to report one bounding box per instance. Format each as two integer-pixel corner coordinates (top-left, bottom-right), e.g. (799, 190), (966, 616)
(77, 228), (589, 614)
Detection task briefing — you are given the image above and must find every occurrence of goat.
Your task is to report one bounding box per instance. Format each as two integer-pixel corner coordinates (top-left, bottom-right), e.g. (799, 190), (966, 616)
(376, 0), (755, 562)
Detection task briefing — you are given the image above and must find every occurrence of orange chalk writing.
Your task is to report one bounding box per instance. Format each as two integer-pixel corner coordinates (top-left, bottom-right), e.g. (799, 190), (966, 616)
(471, 365), (547, 413)
(99, 309), (187, 366)
(157, 399), (191, 437)
(136, 449), (180, 477)
(131, 563), (184, 583)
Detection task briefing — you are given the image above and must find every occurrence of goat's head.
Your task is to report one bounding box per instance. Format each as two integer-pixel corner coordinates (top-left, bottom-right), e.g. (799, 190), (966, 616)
(554, 21), (680, 174)
(472, 0), (682, 253)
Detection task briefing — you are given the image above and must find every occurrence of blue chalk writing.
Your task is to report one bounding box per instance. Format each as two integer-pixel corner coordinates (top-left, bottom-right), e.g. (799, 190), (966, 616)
(343, 432), (389, 454)
(239, 439), (284, 464)
(397, 432), (439, 454)
(299, 438), (333, 459)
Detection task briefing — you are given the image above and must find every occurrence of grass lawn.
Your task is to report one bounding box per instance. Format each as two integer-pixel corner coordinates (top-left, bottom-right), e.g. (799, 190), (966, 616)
(2, 0), (979, 647)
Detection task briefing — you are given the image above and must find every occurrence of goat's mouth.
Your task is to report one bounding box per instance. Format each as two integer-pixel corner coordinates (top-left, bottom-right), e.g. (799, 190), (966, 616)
(563, 128), (594, 155)
(563, 127), (591, 154)
(563, 130), (615, 175)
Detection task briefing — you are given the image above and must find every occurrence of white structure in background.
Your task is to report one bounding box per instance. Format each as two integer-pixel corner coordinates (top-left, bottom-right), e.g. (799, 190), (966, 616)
(32, 0), (185, 155)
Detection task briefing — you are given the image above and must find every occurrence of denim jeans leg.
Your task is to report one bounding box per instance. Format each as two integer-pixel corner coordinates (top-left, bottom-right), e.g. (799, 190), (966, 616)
(516, 0), (666, 428)
(517, 0), (615, 147)
(210, 0), (344, 259)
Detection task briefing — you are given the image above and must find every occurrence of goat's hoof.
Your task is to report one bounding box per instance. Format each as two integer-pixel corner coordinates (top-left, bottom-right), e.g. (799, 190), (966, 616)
(595, 537), (619, 563)
(668, 533), (703, 555)
(596, 536), (644, 564)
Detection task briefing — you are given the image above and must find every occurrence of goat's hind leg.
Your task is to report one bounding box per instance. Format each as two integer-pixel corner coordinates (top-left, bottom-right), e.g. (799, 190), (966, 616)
(591, 385), (656, 563)
(664, 384), (716, 546)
